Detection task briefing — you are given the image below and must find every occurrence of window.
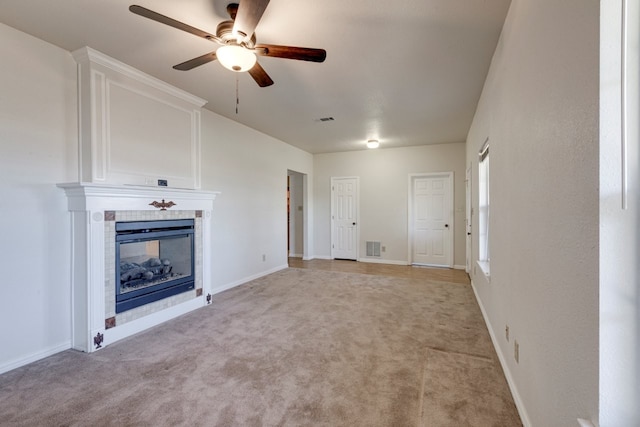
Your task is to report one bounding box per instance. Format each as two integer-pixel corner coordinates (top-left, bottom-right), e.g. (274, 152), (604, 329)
(478, 138), (490, 278)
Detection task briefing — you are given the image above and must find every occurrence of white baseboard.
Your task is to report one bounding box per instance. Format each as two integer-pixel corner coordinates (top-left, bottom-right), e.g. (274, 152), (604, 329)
(470, 280), (532, 427)
(0, 341), (71, 375)
(209, 264), (289, 296)
(288, 253), (303, 258)
(358, 258), (409, 266)
(453, 264), (466, 270)
(308, 255), (331, 260)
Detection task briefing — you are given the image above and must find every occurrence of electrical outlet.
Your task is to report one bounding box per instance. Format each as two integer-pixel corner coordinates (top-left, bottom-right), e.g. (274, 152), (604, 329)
(262, 254), (266, 262)
(505, 325), (510, 342)
(381, 246), (386, 252)
(514, 340), (520, 363)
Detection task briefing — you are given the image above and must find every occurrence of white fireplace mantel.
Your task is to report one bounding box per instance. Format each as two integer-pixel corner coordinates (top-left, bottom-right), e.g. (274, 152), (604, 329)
(58, 182), (219, 352)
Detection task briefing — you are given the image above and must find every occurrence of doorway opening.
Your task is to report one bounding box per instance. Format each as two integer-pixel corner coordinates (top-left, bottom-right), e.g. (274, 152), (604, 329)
(287, 170), (307, 262)
(465, 164), (472, 274)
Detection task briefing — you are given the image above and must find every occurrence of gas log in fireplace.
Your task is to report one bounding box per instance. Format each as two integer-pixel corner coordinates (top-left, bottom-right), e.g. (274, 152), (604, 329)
(116, 219), (195, 313)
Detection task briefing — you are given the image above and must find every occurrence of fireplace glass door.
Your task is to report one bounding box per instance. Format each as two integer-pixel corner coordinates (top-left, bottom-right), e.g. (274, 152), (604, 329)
(116, 219), (195, 313)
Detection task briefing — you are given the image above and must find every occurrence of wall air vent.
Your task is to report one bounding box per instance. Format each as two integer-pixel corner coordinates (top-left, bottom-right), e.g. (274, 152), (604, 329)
(366, 241), (381, 257)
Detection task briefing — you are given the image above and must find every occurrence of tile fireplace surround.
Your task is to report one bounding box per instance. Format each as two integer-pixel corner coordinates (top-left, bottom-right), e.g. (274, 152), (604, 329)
(58, 183), (219, 353)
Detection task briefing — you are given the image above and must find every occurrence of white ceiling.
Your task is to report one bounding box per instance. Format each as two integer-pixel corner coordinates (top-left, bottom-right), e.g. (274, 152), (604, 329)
(0, 0), (510, 154)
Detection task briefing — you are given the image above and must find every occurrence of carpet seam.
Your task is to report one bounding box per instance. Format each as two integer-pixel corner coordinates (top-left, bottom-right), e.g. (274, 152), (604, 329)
(423, 345), (494, 362)
(286, 267), (466, 286)
(417, 352), (428, 427)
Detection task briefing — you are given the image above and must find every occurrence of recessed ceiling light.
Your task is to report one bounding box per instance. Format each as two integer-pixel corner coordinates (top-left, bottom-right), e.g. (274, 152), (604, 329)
(366, 139), (380, 149)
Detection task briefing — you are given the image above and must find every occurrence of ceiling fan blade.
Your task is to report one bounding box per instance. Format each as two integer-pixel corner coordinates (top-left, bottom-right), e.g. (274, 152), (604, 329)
(173, 52), (217, 71)
(129, 5), (216, 41)
(232, 0), (270, 39)
(255, 44), (326, 62)
(248, 62), (274, 87)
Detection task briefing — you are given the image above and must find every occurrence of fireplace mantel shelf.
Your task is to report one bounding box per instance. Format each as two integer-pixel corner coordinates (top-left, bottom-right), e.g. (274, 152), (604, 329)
(58, 182), (220, 212)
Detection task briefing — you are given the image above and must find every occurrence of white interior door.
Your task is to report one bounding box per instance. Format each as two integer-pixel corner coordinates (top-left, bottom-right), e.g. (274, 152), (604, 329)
(331, 177), (358, 260)
(410, 173), (453, 267)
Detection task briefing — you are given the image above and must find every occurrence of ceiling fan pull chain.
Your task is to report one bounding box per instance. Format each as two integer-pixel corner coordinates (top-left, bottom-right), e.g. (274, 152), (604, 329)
(236, 73), (239, 114)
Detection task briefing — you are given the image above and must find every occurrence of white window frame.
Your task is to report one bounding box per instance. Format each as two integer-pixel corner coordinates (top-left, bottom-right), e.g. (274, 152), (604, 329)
(477, 138), (490, 279)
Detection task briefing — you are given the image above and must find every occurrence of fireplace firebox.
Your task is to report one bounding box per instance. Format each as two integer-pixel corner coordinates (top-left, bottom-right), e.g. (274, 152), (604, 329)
(115, 219), (195, 313)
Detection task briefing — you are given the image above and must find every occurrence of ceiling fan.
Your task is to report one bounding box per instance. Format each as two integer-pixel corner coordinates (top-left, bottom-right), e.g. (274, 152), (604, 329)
(129, 1), (327, 87)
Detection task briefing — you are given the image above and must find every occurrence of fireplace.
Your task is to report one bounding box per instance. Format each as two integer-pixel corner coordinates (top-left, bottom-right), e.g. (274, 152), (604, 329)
(58, 48), (216, 352)
(116, 219), (195, 313)
(58, 183), (218, 352)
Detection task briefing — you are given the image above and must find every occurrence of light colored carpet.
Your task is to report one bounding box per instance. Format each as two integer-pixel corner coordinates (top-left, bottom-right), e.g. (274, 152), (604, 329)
(0, 268), (522, 426)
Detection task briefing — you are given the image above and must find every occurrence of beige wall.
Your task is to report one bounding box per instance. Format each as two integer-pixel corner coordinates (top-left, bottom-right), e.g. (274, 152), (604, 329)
(0, 23), (77, 372)
(200, 109), (314, 292)
(313, 143), (466, 267)
(466, 0), (599, 425)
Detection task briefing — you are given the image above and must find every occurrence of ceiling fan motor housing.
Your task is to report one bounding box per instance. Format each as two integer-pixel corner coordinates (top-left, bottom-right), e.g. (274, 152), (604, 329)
(216, 20), (256, 47)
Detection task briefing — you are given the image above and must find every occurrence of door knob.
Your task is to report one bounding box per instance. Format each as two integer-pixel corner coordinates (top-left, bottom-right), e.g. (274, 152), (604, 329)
(467, 232), (471, 236)
(352, 222), (357, 225)
(445, 224), (449, 228)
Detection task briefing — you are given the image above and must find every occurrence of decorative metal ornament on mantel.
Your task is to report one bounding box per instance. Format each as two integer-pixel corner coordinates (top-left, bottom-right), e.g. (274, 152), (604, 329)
(149, 199), (176, 210)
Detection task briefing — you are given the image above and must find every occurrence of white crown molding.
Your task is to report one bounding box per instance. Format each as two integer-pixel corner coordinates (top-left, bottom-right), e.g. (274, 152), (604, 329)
(72, 46), (207, 107)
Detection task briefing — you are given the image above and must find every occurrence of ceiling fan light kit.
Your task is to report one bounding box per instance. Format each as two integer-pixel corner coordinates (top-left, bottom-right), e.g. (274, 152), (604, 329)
(129, 1), (326, 87)
(216, 44), (257, 72)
